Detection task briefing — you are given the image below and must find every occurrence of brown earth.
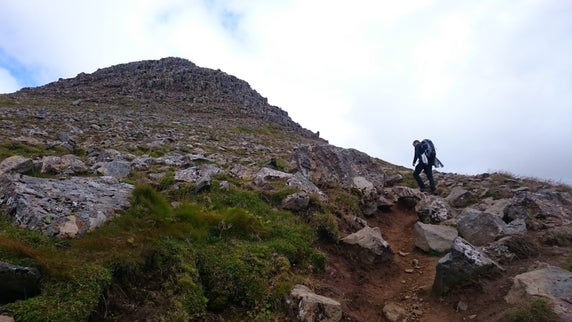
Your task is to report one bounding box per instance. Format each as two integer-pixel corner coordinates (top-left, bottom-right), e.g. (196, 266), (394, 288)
(309, 204), (572, 322)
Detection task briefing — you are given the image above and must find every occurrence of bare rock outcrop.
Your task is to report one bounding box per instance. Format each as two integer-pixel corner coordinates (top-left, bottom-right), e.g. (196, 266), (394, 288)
(0, 173), (133, 238)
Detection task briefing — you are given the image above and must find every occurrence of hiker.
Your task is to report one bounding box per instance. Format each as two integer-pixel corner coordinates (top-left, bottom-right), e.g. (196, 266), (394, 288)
(412, 139), (441, 194)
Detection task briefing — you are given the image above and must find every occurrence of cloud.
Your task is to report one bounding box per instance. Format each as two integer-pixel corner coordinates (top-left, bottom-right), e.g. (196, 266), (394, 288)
(0, 67), (20, 93)
(0, 0), (571, 184)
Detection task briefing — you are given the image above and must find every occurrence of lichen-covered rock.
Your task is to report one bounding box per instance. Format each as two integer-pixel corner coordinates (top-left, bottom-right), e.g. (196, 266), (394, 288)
(433, 237), (503, 295)
(0, 173), (133, 238)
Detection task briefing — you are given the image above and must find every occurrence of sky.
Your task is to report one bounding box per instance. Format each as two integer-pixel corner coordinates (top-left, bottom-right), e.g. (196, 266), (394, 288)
(1, 0), (571, 185)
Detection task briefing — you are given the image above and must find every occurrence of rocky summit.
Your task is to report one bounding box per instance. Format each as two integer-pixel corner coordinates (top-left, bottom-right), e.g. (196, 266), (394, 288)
(0, 57), (571, 322)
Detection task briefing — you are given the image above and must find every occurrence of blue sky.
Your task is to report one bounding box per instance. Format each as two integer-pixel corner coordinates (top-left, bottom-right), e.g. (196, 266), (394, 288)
(1, 0), (571, 185)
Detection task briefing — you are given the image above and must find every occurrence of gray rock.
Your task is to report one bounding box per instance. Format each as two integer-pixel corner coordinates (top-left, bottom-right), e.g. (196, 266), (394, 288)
(415, 195), (454, 224)
(0, 156), (34, 175)
(433, 237), (503, 295)
(505, 265), (572, 321)
(290, 144), (385, 191)
(0, 173), (133, 238)
(287, 284), (342, 322)
(503, 191), (572, 230)
(95, 160), (132, 178)
(457, 208), (505, 246)
(282, 192), (310, 211)
(413, 222), (458, 253)
(446, 187), (475, 208)
(341, 226), (393, 265)
(175, 164), (221, 183)
(40, 155), (88, 175)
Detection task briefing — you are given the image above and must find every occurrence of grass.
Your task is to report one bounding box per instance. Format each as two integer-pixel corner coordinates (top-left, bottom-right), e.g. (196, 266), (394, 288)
(0, 182), (324, 321)
(503, 297), (560, 322)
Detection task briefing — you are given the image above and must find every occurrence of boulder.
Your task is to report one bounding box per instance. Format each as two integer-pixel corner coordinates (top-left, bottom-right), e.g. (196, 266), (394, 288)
(0, 173), (133, 238)
(341, 226), (393, 265)
(282, 192), (310, 211)
(457, 208), (505, 246)
(287, 284), (342, 322)
(95, 160), (132, 178)
(446, 187), (475, 208)
(0, 156), (35, 175)
(432, 237), (503, 295)
(413, 222), (458, 253)
(175, 164), (221, 183)
(289, 144), (385, 191)
(415, 195), (454, 224)
(505, 265), (572, 321)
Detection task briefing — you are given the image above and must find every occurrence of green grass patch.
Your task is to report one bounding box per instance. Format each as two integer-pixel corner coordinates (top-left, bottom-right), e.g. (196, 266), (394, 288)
(1, 183), (324, 320)
(503, 297), (560, 322)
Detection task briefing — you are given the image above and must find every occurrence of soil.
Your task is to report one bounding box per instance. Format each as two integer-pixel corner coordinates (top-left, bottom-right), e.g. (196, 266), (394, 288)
(309, 204), (572, 322)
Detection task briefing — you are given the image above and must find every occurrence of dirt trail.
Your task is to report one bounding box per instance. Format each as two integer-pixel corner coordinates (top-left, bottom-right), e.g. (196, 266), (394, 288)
(310, 205), (516, 322)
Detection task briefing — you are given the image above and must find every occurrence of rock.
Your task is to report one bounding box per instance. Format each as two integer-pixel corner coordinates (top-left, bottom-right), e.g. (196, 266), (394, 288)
(0, 261), (41, 302)
(382, 302), (407, 321)
(432, 237), (503, 295)
(0, 173), (133, 238)
(505, 265), (572, 321)
(282, 192), (310, 211)
(95, 160), (132, 178)
(40, 154), (89, 175)
(0, 156), (35, 175)
(289, 144), (385, 191)
(353, 176), (379, 216)
(413, 222), (458, 253)
(415, 195), (454, 224)
(287, 284), (342, 322)
(175, 164), (221, 184)
(341, 226), (393, 265)
(446, 187), (474, 208)
(457, 208), (506, 246)
(503, 191), (572, 230)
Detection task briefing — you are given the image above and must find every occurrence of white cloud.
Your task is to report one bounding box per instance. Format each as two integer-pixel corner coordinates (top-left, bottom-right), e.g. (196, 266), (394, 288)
(0, 68), (20, 93)
(0, 0), (571, 184)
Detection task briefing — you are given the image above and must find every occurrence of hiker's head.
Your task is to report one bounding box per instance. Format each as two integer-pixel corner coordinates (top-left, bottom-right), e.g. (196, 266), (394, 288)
(412, 140), (420, 146)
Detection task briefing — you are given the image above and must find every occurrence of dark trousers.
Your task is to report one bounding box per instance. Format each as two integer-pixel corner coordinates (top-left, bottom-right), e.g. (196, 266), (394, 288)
(413, 163), (435, 192)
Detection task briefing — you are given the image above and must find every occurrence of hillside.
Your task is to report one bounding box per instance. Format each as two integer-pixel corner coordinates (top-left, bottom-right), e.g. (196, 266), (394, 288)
(0, 57), (571, 322)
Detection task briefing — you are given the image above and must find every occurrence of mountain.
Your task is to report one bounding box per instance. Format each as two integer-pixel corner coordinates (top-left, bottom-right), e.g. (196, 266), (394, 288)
(0, 57), (571, 322)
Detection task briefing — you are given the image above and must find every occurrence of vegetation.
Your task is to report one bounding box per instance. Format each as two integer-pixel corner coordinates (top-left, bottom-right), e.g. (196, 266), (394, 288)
(0, 183), (325, 321)
(503, 297), (560, 322)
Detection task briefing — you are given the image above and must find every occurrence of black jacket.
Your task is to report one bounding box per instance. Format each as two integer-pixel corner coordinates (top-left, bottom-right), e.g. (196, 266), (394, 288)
(413, 143), (434, 166)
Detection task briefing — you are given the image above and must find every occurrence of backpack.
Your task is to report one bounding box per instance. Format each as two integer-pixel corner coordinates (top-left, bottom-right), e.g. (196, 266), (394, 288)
(420, 139), (436, 165)
(421, 139), (436, 159)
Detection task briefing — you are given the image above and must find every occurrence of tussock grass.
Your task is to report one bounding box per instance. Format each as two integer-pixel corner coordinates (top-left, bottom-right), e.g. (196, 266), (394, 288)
(503, 297), (560, 322)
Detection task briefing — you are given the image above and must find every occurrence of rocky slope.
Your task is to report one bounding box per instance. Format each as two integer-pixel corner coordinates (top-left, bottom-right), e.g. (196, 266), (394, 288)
(0, 57), (571, 322)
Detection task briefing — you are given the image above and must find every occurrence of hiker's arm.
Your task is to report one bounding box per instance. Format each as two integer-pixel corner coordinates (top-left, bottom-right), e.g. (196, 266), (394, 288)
(412, 145), (420, 166)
